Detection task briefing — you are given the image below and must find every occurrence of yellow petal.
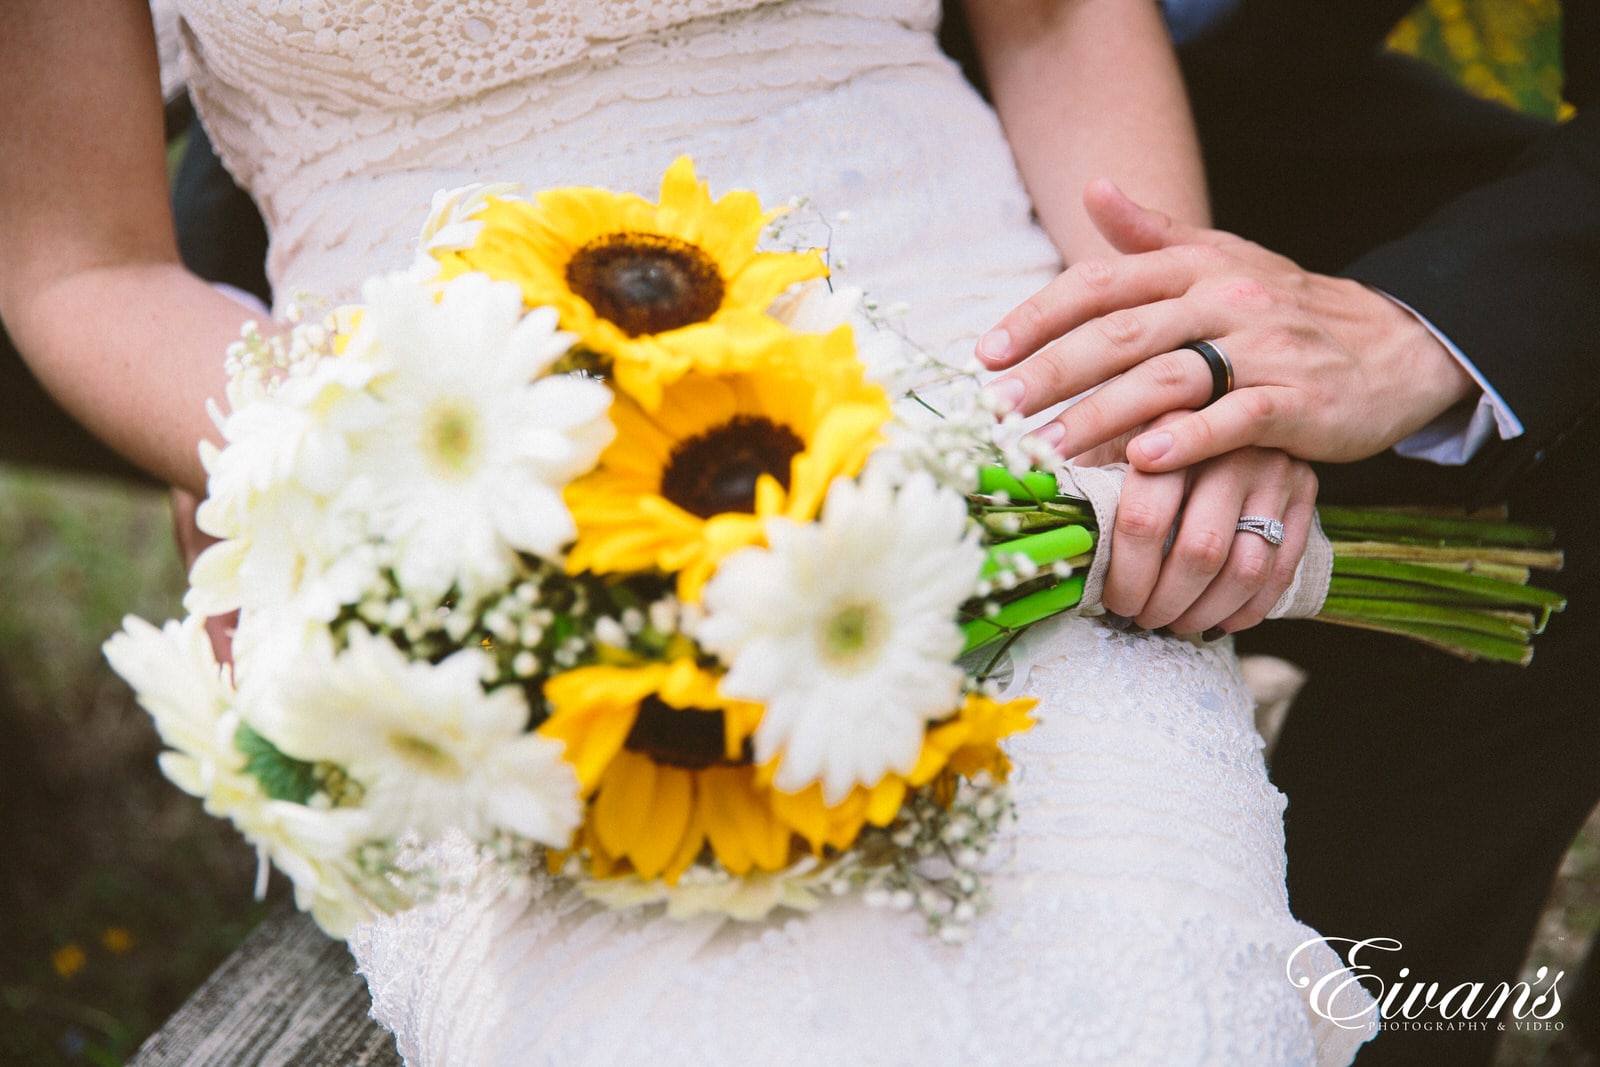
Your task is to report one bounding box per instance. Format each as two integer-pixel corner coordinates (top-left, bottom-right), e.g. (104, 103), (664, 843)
(662, 782), (710, 883)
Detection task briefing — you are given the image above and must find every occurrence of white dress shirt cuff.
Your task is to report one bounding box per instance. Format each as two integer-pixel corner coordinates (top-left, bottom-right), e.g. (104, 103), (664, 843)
(1380, 291), (1524, 466)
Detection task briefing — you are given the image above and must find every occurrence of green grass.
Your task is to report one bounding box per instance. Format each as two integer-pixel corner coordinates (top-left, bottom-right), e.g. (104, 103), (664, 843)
(0, 467), (280, 1066)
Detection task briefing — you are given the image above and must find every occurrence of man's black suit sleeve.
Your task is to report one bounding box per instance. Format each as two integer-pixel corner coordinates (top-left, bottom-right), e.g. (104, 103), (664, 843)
(1342, 107), (1600, 499)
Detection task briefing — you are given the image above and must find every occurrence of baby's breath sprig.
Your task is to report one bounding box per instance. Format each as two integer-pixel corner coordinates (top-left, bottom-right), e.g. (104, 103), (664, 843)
(823, 772), (1016, 942)
(222, 298), (339, 394)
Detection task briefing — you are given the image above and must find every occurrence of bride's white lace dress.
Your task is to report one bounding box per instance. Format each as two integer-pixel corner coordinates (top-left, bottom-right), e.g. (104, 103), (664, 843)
(174, 0), (1374, 1062)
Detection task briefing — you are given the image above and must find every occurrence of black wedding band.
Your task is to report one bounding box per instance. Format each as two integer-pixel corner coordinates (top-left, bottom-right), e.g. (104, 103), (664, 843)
(1181, 340), (1234, 408)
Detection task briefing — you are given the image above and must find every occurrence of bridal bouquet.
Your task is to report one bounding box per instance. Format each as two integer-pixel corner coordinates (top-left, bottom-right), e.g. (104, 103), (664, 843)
(105, 158), (1565, 940)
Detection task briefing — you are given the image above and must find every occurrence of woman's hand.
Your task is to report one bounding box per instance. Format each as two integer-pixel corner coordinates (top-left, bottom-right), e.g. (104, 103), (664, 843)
(170, 487), (236, 665)
(1085, 415), (1318, 636)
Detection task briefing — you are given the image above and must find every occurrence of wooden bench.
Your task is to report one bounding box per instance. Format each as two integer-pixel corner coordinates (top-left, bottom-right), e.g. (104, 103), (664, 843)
(127, 906), (402, 1067)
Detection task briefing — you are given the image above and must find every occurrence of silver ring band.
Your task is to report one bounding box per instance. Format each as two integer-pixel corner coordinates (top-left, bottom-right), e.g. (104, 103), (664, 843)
(1235, 516), (1285, 546)
(1180, 340), (1234, 408)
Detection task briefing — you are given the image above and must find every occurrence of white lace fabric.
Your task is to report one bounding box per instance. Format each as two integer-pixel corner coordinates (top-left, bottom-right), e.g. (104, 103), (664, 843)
(177, 0), (1056, 361)
(175, 1), (1374, 1062)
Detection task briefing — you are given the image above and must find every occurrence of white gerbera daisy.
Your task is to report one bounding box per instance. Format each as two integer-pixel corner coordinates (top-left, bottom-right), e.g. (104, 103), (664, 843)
(186, 482), (379, 624)
(230, 799), (378, 938)
(104, 615), (375, 934)
(349, 271), (614, 599)
(410, 181), (524, 277)
(259, 626), (582, 847)
(203, 346), (382, 515)
(104, 614), (240, 783)
(699, 470), (984, 802)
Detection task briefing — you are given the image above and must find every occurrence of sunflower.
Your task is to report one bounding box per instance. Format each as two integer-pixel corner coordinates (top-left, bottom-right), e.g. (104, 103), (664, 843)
(539, 661), (795, 883)
(563, 326), (892, 600)
(433, 157), (828, 408)
(768, 692), (1036, 854)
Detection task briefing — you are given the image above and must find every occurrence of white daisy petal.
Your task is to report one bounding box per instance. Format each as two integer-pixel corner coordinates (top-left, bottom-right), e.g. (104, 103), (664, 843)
(262, 627), (582, 846)
(342, 272), (613, 597)
(699, 470), (983, 802)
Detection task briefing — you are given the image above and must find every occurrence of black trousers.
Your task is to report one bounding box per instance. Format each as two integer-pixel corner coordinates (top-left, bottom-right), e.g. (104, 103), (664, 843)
(1183, 38), (1600, 1067)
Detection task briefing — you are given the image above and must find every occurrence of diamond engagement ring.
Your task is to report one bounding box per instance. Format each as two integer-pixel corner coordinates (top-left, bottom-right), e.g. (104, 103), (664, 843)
(1235, 516), (1286, 546)
(1180, 339), (1234, 408)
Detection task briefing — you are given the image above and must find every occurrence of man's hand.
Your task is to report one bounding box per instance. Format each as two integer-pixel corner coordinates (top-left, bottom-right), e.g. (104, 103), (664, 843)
(979, 180), (1476, 472)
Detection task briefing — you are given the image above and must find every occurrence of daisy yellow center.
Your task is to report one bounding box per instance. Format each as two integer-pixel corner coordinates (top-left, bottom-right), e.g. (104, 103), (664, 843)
(387, 733), (465, 779)
(423, 400), (482, 479)
(565, 232), (726, 337)
(624, 697), (739, 770)
(659, 416), (804, 519)
(821, 602), (888, 671)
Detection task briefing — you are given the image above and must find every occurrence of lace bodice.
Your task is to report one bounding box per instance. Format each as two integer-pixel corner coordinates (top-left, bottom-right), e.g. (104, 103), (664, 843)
(177, 0), (1053, 363)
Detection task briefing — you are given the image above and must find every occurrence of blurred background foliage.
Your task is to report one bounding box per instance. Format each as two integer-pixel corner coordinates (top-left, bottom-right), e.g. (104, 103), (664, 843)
(1394, 0), (1571, 119)
(0, 1), (1588, 1064)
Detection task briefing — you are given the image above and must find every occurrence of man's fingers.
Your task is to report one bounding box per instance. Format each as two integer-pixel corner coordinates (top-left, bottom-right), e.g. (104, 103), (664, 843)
(991, 291), (1230, 422)
(1026, 345), (1227, 460)
(977, 247), (1201, 370)
(1125, 386), (1298, 471)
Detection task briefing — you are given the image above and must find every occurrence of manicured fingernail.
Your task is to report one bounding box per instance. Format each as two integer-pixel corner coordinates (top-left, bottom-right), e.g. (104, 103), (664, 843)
(1025, 421), (1065, 455)
(1104, 611), (1133, 631)
(1202, 626), (1227, 642)
(1134, 431), (1173, 463)
(977, 328), (1012, 364)
(984, 377), (1027, 414)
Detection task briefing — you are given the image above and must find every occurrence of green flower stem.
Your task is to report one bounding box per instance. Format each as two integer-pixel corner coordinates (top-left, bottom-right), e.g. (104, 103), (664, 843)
(1331, 540), (1564, 571)
(1317, 505), (1556, 546)
(977, 509), (1077, 537)
(961, 575), (1086, 654)
(977, 467), (1060, 502)
(968, 467), (1566, 664)
(1330, 557), (1568, 611)
(1041, 499), (1097, 525)
(1312, 612), (1535, 666)
(981, 525), (1095, 578)
(1328, 575), (1503, 606)
(1318, 595), (1534, 641)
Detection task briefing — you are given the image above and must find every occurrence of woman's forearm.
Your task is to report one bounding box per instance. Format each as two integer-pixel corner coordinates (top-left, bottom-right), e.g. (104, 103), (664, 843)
(0, 0), (243, 494)
(8, 264), (253, 495)
(963, 0), (1209, 263)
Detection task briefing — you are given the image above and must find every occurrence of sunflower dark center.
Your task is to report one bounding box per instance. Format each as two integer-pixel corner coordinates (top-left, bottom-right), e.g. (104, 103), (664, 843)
(659, 416), (804, 519)
(566, 232), (725, 337)
(624, 697), (732, 770)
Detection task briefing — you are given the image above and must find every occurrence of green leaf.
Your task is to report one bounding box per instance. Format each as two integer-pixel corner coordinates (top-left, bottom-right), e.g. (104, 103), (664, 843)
(235, 723), (321, 804)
